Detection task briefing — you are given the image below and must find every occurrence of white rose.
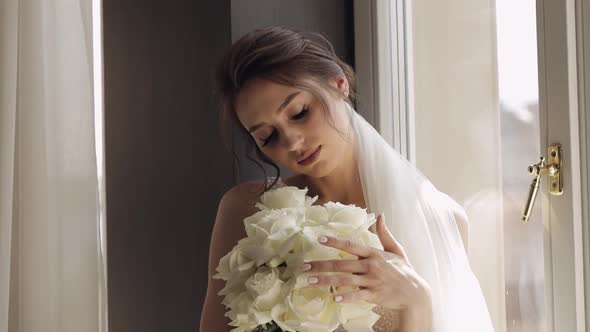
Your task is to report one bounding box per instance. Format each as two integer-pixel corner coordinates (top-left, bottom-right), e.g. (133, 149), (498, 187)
(234, 237), (273, 269)
(255, 186), (318, 211)
(214, 244), (256, 281)
(324, 202), (372, 234)
(243, 209), (284, 240)
(224, 292), (259, 332)
(243, 209), (306, 267)
(270, 278), (342, 332)
(304, 205), (330, 226)
(214, 240), (260, 301)
(300, 225), (341, 262)
(244, 209), (304, 243)
(245, 266), (284, 313)
(356, 228), (384, 251)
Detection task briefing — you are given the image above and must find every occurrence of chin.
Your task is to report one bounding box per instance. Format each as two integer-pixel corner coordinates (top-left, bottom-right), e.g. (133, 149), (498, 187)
(299, 161), (337, 178)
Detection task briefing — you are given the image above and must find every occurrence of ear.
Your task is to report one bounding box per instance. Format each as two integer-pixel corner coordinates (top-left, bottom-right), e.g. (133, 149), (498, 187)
(331, 75), (349, 98)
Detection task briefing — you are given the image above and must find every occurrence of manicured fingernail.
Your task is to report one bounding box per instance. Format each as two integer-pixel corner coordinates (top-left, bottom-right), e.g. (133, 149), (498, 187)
(302, 263), (311, 271)
(318, 236), (328, 243)
(307, 277), (319, 284)
(334, 295), (343, 302)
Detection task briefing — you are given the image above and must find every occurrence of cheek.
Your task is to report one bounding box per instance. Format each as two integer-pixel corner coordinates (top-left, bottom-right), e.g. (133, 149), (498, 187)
(310, 108), (333, 132)
(317, 109), (348, 144)
(259, 145), (290, 165)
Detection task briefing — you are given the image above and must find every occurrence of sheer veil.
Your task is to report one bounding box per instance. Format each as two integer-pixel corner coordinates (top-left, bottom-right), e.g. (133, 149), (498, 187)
(347, 102), (494, 331)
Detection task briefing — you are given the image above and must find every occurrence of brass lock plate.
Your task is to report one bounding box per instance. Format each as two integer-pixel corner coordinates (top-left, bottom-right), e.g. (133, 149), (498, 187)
(548, 143), (563, 195)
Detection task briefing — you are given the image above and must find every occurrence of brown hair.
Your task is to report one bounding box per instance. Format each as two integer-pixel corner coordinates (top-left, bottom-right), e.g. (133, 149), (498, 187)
(214, 26), (357, 195)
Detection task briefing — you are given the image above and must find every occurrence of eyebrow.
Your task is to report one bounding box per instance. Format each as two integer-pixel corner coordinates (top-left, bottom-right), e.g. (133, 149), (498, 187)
(248, 91), (301, 133)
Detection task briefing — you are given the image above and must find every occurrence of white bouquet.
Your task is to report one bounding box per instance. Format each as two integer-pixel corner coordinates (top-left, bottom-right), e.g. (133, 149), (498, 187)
(213, 185), (384, 332)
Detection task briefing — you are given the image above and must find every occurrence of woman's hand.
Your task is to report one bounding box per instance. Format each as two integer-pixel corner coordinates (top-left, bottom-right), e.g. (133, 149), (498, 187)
(301, 214), (432, 315)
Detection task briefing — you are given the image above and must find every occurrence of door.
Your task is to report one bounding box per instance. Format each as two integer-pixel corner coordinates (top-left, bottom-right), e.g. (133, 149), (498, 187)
(354, 0), (587, 331)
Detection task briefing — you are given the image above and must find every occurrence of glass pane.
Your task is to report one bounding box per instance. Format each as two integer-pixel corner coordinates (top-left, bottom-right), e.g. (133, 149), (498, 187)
(409, 0), (544, 331)
(496, 1), (545, 331)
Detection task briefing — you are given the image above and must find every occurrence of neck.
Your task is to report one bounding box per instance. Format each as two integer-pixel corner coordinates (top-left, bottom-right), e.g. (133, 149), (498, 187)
(304, 136), (366, 208)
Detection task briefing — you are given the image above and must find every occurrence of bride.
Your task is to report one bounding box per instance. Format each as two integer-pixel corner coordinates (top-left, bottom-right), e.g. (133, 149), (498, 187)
(200, 26), (494, 332)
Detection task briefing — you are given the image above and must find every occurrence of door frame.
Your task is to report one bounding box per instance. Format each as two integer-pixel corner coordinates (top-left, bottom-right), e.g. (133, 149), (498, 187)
(576, 0), (590, 330)
(353, 0), (415, 164)
(538, 0), (587, 330)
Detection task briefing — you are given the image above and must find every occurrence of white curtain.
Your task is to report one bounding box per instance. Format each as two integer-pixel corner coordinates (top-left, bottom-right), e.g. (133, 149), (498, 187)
(0, 1), (107, 332)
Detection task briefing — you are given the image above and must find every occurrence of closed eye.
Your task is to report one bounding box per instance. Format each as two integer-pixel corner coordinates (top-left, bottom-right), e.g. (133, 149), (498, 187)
(260, 106), (308, 147)
(291, 107), (308, 120)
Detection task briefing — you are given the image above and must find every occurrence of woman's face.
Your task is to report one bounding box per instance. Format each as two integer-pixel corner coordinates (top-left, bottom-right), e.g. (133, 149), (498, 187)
(235, 77), (352, 178)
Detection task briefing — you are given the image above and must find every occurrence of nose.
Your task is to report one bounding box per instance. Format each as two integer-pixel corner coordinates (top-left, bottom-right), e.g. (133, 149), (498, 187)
(280, 127), (304, 152)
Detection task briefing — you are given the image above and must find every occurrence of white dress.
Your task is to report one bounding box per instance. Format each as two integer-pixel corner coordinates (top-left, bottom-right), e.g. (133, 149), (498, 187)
(266, 176), (400, 332)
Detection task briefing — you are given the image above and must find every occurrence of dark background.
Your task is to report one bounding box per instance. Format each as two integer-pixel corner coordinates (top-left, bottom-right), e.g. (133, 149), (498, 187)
(102, 1), (354, 331)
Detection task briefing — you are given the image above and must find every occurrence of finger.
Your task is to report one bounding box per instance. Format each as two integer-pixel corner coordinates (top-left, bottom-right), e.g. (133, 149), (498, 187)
(333, 288), (374, 304)
(307, 273), (375, 288)
(305, 258), (368, 274)
(318, 235), (377, 258)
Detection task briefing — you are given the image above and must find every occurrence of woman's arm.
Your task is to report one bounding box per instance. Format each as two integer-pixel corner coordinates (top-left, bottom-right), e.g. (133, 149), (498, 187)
(200, 182), (258, 332)
(398, 295), (433, 332)
(399, 309), (433, 332)
(200, 190), (237, 332)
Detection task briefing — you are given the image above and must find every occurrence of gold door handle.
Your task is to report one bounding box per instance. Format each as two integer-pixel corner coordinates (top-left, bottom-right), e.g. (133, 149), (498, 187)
(521, 143), (563, 222)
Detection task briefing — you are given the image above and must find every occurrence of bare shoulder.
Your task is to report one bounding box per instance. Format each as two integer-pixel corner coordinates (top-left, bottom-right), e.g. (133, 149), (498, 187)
(219, 174), (301, 225)
(224, 179), (266, 209)
(216, 179), (267, 235)
(207, 178), (268, 274)
(218, 175), (300, 227)
(439, 192), (469, 254)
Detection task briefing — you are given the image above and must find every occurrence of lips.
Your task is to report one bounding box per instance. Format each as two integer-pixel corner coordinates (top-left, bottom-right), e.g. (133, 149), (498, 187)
(297, 146), (320, 164)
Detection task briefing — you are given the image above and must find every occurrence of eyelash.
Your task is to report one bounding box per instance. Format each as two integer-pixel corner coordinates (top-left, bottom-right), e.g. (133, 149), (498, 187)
(261, 106), (308, 147)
